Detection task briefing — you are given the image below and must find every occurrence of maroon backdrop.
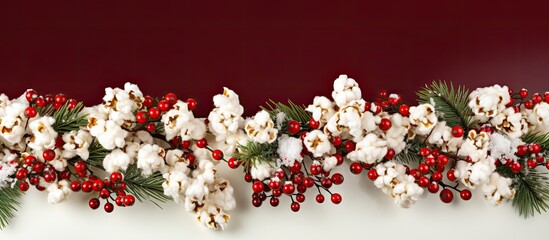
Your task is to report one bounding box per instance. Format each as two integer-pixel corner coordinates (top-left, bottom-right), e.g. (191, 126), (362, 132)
(1, 1), (549, 117)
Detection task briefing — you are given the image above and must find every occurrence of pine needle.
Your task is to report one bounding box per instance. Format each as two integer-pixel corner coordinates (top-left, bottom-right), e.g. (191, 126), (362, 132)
(52, 102), (88, 134)
(522, 131), (549, 150)
(233, 141), (278, 172)
(512, 170), (549, 218)
(122, 165), (170, 208)
(262, 100), (312, 124)
(0, 187), (24, 230)
(416, 81), (476, 129)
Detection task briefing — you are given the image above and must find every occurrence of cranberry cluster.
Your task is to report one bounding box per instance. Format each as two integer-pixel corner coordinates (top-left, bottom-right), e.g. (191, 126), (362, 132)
(134, 92), (197, 134)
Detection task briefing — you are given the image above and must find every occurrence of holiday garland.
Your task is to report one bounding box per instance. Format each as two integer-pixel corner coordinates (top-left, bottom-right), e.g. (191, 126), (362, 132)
(1, 76), (549, 230)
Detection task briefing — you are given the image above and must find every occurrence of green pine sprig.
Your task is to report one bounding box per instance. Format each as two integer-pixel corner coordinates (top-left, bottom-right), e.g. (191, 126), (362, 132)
(511, 170), (549, 218)
(417, 81), (476, 129)
(0, 187), (24, 230)
(233, 141), (279, 172)
(522, 131), (549, 150)
(262, 100), (312, 124)
(122, 165), (170, 208)
(52, 102), (88, 134)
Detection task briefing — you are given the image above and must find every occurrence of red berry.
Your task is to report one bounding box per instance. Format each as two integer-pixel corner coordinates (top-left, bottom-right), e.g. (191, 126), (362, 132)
(25, 90), (38, 102)
(270, 197), (280, 207)
(520, 88), (529, 98)
(425, 156), (436, 166)
(331, 136), (342, 147)
(67, 99), (77, 110)
(252, 181), (264, 193)
(291, 202), (300, 212)
(135, 111), (148, 124)
(16, 169), (28, 180)
(418, 176), (430, 187)
(100, 189), (111, 199)
(447, 169), (457, 181)
(227, 158), (240, 169)
(440, 189), (454, 203)
(410, 169), (421, 180)
(287, 120), (301, 135)
(163, 93), (178, 105)
(399, 104), (410, 116)
(419, 147), (431, 157)
(350, 162), (363, 174)
(289, 161), (301, 174)
(527, 159), (537, 169)
(195, 138), (207, 148)
(437, 155), (449, 166)
(545, 92), (549, 103)
(158, 100), (171, 111)
(89, 198), (100, 210)
(334, 154), (344, 166)
(367, 169), (378, 180)
(70, 181), (81, 192)
(36, 97), (46, 107)
(143, 95), (153, 108)
(25, 107), (37, 118)
(252, 198), (262, 207)
(59, 170), (71, 180)
(384, 148), (395, 160)
(331, 193), (342, 204)
(123, 195), (135, 206)
(74, 161), (87, 173)
(115, 196), (124, 206)
(511, 162), (522, 173)
(460, 189), (472, 201)
(310, 164), (322, 175)
(148, 107), (161, 119)
(296, 194), (306, 203)
(23, 155), (34, 166)
(146, 123), (155, 132)
(418, 163), (430, 174)
(451, 126), (465, 138)
(428, 182), (440, 193)
(269, 179), (281, 190)
(212, 149), (224, 161)
(54, 93), (67, 104)
(533, 93), (543, 104)
(104, 202), (114, 213)
(81, 181), (93, 192)
(379, 90), (388, 98)
(110, 172), (123, 183)
(44, 173), (56, 183)
(186, 98), (197, 111)
(332, 173), (344, 185)
(529, 143), (542, 154)
(309, 118), (320, 129)
(344, 141), (356, 152)
(92, 180), (104, 192)
(517, 145), (528, 156)
(19, 181), (29, 191)
(525, 100), (534, 109)
(316, 194), (325, 203)
(244, 173), (253, 183)
(181, 140), (191, 149)
(432, 171), (443, 181)
(321, 178), (333, 188)
(379, 118), (392, 131)
(42, 149), (56, 161)
(283, 182), (295, 195)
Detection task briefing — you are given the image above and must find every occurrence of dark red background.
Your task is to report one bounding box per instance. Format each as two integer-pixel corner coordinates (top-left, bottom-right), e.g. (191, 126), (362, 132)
(1, 1), (549, 116)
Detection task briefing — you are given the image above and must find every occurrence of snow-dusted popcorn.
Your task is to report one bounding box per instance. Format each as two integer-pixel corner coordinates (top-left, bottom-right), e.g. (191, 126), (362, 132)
(490, 108), (527, 139)
(162, 101), (206, 141)
(306, 96), (336, 125)
(245, 110), (278, 144)
(373, 162), (424, 208)
(46, 180), (71, 204)
(250, 161), (275, 181)
(277, 135), (303, 167)
(324, 101), (365, 141)
(481, 172), (515, 206)
(62, 130), (93, 160)
(331, 74), (362, 107)
(27, 116), (58, 151)
(137, 144), (166, 175)
(455, 157), (495, 189)
(347, 133), (387, 164)
(488, 132), (523, 161)
(409, 103), (437, 135)
(303, 130), (333, 158)
(468, 84), (510, 119)
(0, 160), (18, 188)
(322, 155), (338, 172)
(458, 130), (490, 163)
(103, 149), (132, 173)
(88, 119), (128, 150)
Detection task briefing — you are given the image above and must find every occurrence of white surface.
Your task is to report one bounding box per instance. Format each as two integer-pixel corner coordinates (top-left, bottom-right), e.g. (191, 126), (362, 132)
(1, 161), (547, 240)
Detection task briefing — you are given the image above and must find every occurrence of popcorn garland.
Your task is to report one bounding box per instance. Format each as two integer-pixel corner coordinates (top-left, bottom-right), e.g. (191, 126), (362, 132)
(1, 76), (549, 231)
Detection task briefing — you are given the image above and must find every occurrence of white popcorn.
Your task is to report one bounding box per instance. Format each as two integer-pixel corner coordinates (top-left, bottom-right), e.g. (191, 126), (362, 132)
(27, 116), (58, 151)
(481, 172), (515, 206)
(468, 84), (510, 120)
(346, 133), (387, 164)
(250, 161), (275, 181)
(409, 103), (438, 135)
(378, 113), (410, 154)
(276, 134), (303, 167)
(457, 130), (490, 163)
(426, 122), (463, 154)
(0, 160), (18, 188)
(331, 74), (362, 107)
(103, 149), (132, 173)
(245, 110), (278, 144)
(162, 101), (206, 141)
(324, 101), (365, 141)
(162, 170), (191, 203)
(322, 155), (338, 172)
(62, 130), (93, 160)
(454, 157), (495, 189)
(46, 180), (71, 204)
(303, 130), (333, 158)
(305, 96), (336, 125)
(101, 82), (144, 126)
(137, 144), (166, 175)
(208, 88), (245, 141)
(0, 101), (28, 146)
(490, 108), (527, 139)
(373, 162), (423, 208)
(526, 102), (549, 132)
(88, 119), (128, 150)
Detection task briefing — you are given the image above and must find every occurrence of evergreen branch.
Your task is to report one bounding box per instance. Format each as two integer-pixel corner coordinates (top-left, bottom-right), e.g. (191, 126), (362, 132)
(52, 102), (88, 134)
(393, 149), (423, 165)
(522, 131), (549, 150)
(37, 104), (55, 116)
(85, 140), (111, 169)
(233, 141), (279, 172)
(417, 81), (476, 128)
(262, 100), (312, 124)
(0, 187), (24, 230)
(122, 165), (170, 208)
(512, 170), (549, 218)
